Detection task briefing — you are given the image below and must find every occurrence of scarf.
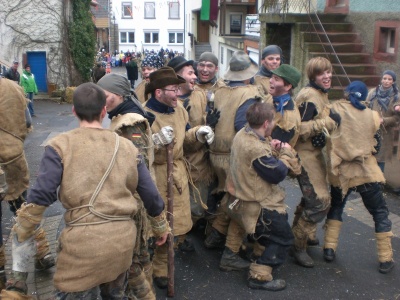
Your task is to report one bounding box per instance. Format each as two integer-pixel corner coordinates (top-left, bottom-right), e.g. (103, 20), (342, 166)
(307, 80), (330, 94)
(256, 65), (273, 78)
(272, 94), (291, 116)
(108, 97), (155, 125)
(369, 85), (396, 112)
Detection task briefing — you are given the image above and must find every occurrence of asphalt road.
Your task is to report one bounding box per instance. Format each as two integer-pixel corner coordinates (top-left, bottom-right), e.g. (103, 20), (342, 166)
(2, 69), (400, 299)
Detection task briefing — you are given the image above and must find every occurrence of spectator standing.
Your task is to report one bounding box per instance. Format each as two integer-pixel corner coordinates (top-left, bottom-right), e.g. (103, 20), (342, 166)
(366, 70), (400, 173)
(4, 60), (20, 83)
(20, 64), (38, 117)
(126, 57), (139, 89)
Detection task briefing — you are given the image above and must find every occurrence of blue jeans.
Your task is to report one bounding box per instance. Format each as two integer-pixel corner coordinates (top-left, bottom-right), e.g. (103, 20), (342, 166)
(26, 92), (35, 116)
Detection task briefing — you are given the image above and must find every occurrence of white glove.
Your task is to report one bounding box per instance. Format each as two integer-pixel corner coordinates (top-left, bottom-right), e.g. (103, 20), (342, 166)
(196, 126), (214, 144)
(152, 126), (175, 146)
(12, 232), (37, 272)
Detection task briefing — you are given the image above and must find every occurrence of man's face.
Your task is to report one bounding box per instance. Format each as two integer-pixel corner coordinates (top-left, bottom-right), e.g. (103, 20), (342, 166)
(314, 70), (332, 90)
(197, 61), (218, 83)
(103, 90), (123, 112)
(12, 63), (19, 70)
(142, 66), (156, 82)
(157, 84), (181, 108)
(269, 75), (291, 97)
(261, 54), (280, 71)
(178, 65), (197, 94)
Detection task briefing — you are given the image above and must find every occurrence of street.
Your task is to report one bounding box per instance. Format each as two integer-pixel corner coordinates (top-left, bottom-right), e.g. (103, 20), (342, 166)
(2, 69), (400, 299)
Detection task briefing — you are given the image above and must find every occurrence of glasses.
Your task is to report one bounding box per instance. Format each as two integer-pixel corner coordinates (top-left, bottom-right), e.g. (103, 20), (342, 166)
(161, 87), (181, 93)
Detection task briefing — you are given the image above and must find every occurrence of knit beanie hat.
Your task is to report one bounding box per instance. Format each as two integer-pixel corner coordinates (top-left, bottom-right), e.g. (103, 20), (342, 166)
(261, 45), (283, 60)
(345, 80), (368, 110)
(383, 70), (396, 82)
(97, 73), (131, 96)
(198, 52), (218, 66)
(271, 64), (301, 88)
(141, 54), (164, 69)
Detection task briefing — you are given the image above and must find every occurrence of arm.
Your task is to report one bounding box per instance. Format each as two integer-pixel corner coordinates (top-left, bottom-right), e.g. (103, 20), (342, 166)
(136, 157), (170, 246)
(252, 155), (288, 184)
(234, 98), (258, 131)
(382, 102), (400, 127)
(136, 159), (164, 217)
(27, 146), (62, 206)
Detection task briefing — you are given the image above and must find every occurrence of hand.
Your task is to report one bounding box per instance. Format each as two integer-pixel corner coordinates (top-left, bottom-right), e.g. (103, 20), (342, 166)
(155, 232), (169, 246)
(280, 142), (291, 150)
(196, 126), (214, 144)
(380, 118), (384, 125)
(329, 109), (341, 126)
(395, 105), (400, 112)
(11, 230), (37, 272)
(270, 139), (281, 150)
(152, 126), (174, 146)
(206, 109), (220, 128)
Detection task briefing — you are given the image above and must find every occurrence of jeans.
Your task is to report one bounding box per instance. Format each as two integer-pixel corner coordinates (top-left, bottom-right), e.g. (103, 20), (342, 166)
(26, 92), (35, 116)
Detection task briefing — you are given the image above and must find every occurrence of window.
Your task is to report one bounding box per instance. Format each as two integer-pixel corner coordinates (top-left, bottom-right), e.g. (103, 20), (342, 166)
(122, 2), (133, 19)
(374, 21), (400, 62)
(230, 14), (242, 34)
(144, 31), (159, 44)
(120, 32), (135, 44)
(144, 2), (155, 19)
(168, 32), (183, 44)
(169, 2), (179, 19)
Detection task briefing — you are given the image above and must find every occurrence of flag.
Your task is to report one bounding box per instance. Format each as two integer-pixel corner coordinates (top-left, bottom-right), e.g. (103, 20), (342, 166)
(200, 0), (210, 21)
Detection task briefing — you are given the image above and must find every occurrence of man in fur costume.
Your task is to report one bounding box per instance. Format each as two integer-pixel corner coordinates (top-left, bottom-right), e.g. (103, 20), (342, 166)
(291, 57), (341, 268)
(97, 73), (165, 299)
(2, 83), (168, 299)
(143, 67), (215, 289)
(323, 81), (394, 274)
(225, 101), (300, 291)
(0, 77), (54, 291)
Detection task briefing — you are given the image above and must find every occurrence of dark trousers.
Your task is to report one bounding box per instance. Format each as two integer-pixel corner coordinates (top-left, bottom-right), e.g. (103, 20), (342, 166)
(253, 209), (294, 267)
(297, 167), (330, 223)
(327, 183), (392, 233)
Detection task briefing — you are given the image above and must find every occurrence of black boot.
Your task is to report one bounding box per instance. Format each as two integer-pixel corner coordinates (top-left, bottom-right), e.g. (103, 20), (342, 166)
(219, 247), (250, 272)
(247, 278), (286, 291)
(153, 276), (168, 289)
(204, 228), (225, 249)
(289, 246), (314, 268)
(35, 253), (55, 271)
(178, 238), (195, 252)
(323, 248), (335, 262)
(379, 261), (394, 274)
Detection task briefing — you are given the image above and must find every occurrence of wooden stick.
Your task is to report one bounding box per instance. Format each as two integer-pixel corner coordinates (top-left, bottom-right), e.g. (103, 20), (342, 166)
(166, 140), (175, 297)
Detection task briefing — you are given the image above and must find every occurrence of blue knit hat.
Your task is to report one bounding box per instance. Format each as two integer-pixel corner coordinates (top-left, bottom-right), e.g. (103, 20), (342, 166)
(345, 81), (368, 110)
(383, 70), (396, 82)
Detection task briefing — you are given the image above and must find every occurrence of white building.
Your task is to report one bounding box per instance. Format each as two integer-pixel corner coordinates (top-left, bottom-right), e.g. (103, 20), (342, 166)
(184, 0), (262, 78)
(110, 0), (185, 54)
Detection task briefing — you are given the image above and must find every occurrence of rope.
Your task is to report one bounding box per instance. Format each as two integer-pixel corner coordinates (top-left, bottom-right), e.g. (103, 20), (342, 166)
(66, 133), (132, 227)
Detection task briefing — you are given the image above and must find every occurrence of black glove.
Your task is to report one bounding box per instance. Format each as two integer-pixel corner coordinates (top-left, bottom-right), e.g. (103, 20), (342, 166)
(311, 132), (326, 148)
(183, 98), (191, 114)
(206, 109), (221, 129)
(329, 109), (341, 126)
(271, 127), (294, 144)
(373, 129), (382, 154)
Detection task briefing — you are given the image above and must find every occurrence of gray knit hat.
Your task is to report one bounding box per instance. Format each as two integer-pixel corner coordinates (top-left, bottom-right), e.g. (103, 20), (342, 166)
(198, 52), (218, 66)
(97, 73), (131, 96)
(261, 45), (283, 60)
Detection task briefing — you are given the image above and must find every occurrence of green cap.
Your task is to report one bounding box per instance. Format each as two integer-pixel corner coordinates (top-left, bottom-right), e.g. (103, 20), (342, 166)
(271, 64), (301, 88)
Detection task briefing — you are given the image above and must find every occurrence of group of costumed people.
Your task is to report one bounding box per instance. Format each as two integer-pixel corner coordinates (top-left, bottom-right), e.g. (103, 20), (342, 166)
(0, 44), (399, 299)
